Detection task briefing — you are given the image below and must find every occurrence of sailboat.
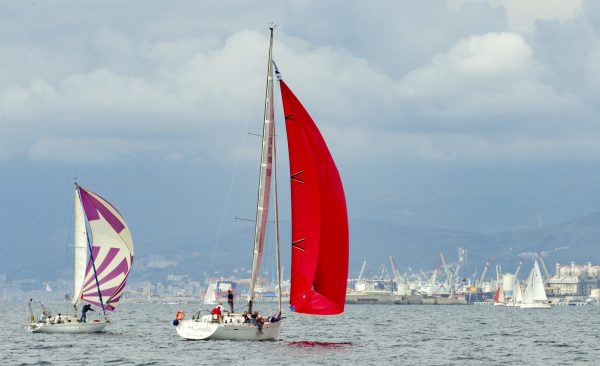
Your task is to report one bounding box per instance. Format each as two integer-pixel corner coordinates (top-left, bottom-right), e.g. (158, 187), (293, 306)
(511, 283), (523, 307)
(519, 260), (551, 309)
(493, 285), (505, 306)
(174, 26), (349, 340)
(28, 184), (135, 333)
(203, 282), (217, 305)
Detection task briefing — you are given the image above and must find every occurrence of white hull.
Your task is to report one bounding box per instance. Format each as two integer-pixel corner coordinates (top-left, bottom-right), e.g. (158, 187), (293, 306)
(28, 318), (109, 333)
(520, 302), (551, 309)
(176, 314), (281, 341)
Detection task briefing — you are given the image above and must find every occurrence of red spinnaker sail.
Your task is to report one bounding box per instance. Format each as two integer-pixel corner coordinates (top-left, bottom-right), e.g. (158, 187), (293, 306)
(280, 80), (349, 315)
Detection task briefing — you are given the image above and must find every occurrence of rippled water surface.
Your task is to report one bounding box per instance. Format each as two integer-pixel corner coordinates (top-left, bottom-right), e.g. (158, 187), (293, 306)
(2, 302), (600, 365)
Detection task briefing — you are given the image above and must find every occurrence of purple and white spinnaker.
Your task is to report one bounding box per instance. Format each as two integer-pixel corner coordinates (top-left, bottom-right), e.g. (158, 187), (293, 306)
(76, 186), (134, 311)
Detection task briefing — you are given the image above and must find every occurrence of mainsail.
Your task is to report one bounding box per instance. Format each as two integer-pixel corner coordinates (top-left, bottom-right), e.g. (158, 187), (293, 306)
(72, 188), (88, 305)
(204, 282), (217, 305)
(76, 186), (134, 311)
(248, 28), (276, 304)
(280, 79), (349, 315)
(531, 260), (548, 301)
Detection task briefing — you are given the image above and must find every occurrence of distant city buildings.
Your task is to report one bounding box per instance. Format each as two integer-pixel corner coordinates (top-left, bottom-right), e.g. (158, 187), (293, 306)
(548, 262), (600, 296)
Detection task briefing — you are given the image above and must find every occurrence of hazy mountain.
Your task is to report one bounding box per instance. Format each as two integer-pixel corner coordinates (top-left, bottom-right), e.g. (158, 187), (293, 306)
(3, 212), (600, 282)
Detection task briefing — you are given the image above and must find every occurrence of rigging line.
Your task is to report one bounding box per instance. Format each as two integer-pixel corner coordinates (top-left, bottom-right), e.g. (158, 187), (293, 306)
(205, 126), (247, 274)
(205, 73), (263, 276)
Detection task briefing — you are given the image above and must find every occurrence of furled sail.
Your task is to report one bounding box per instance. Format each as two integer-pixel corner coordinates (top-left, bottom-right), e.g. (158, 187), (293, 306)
(280, 79), (349, 315)
(76, 187), (134, 311)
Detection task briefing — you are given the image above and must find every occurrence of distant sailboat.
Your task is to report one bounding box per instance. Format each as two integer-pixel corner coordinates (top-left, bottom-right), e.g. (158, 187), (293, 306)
(512, 283), (523, 307)
(493, 285), (505, 306)
(520, 260), (551, 309)
(203, 282), (217, 305)
(174, 26), (349, 340)
(28, 184), (134, 333)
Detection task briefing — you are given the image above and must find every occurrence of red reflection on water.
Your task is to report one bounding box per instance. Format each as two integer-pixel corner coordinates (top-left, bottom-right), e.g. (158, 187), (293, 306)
(287, 341), (353, 348)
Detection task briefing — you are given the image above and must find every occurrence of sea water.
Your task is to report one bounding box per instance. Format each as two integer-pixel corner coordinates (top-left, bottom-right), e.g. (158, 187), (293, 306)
(1, 302), (600, 365)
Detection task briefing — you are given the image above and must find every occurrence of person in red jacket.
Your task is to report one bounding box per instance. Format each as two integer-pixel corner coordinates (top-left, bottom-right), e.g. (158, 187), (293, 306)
(211, 304), (223, 322)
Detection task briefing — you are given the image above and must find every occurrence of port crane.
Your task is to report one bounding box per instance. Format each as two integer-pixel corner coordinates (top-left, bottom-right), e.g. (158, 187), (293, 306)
(537, 253), (552, 285)
(440, 252), (455, 294)
(454, 247), (465, 282)
(357, 261), (367, 282)
(513, 257), (524, 279)
(389, 256), (406, 295)
(475, 260), (490, 288)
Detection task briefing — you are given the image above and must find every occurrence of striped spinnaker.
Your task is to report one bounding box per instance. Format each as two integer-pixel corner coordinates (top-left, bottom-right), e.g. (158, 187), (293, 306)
(77, 187), (134, 311)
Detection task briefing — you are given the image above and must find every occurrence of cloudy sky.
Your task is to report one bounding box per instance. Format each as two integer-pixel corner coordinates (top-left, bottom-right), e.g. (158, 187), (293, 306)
(2, 0), (600, 276)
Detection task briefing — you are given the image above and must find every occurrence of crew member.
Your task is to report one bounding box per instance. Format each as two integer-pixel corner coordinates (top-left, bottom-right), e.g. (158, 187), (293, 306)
(227, 289), (234, 313)
(80, 304), (94, 322)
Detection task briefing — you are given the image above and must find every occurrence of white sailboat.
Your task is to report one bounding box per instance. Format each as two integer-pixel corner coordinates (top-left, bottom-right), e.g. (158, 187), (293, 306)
(519, 260), (551, 309)
(203, 282), (217, 305)
(174, 26), (349, 341)
(512, 283), (523, 307)
(28, 184), (135, 333)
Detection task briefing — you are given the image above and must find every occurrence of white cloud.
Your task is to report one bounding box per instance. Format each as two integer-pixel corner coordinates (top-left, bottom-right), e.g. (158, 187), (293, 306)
(0, 28), (393, 163)
(397, 33), (540, 110)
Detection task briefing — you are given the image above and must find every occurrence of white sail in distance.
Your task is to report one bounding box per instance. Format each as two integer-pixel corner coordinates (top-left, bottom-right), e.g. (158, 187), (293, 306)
(522, 266), (535, 305)
(204, 283), (217, 305)
(531, 260), (548, 301)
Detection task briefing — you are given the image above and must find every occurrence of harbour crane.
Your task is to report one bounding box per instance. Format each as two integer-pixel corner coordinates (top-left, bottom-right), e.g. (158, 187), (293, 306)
(537, 253), (552, 284)
(389, 256), (405, 295)
(453, 247), (465, 281)
(419, 269), (429, 285)
(430, 268), (438, 287)
(357, 261), (367, 282)
(389, 256), (405, 282)
(476, 260), (490, 288)
(514, 257), (524, 279)
(440, 252), (454, 293)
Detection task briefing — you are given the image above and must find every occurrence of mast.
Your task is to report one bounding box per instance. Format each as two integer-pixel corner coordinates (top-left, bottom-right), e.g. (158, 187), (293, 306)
(248, 25), (276, 312)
